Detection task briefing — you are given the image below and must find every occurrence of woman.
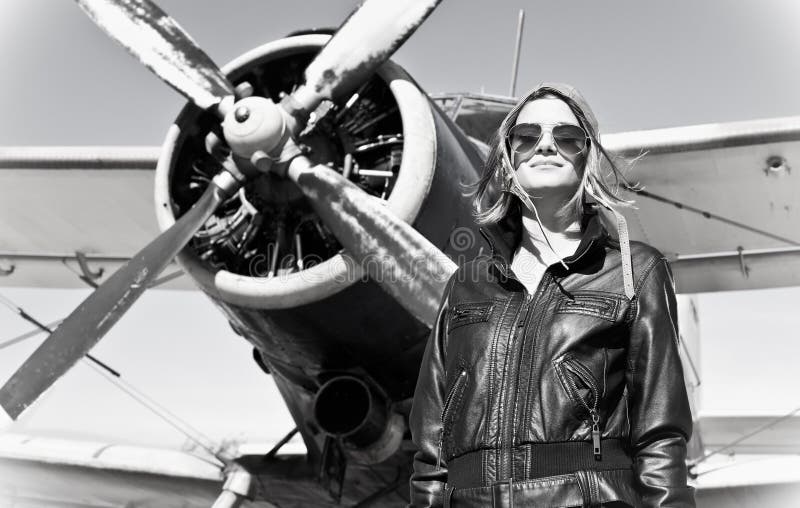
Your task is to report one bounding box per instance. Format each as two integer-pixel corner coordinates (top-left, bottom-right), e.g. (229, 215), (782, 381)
(408, 83), (694, 507)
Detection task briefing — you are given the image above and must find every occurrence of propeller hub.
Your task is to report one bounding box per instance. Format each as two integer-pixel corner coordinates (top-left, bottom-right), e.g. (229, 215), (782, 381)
(222, 96), (287, 159)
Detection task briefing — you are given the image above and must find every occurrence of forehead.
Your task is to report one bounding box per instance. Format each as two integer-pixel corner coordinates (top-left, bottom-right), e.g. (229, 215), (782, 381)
(515, 97), (580, 126)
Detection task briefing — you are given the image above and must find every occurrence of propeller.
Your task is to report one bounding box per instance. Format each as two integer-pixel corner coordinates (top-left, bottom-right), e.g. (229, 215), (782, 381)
(0, 174), (240, 419)
(75, 0), (235, 113)
(290, 0), (442, 115)
(0, 0), (444, 421)
(286, 159), (457, 327)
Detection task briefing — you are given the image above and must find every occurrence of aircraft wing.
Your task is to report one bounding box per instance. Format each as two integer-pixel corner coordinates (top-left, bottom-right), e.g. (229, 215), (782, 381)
(696, 413), (800, 456)
(691, 414), (800, 505)
(0, 147), (193, 290)
(604, 116), (800, 293)
(0, 432), (414, 507)
(2, 114), (799, 294)
(0, 432), (256, 507)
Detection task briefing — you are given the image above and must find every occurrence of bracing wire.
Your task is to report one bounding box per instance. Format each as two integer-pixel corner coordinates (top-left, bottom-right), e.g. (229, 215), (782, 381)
(624, 186), (800, 246)
(0, 290), (228, 468)
(690, 405), (800, 467)
(82, 358), (227, 468)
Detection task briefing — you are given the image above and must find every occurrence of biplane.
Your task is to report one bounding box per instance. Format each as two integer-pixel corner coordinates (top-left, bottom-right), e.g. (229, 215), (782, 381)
(1, 0), (799, 506)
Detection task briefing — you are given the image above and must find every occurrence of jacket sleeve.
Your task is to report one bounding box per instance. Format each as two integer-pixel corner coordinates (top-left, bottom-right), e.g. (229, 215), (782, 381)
(407, 272), (457, 508)
(627, 257), (695, 508)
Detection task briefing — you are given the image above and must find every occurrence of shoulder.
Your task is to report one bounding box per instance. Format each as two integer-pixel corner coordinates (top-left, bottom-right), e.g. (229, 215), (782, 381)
(627, 241), (675, 295)
(628, 241), (668, 270)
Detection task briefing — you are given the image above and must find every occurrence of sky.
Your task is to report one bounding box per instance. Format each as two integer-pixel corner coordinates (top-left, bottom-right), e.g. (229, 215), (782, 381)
(1, 0), (800, 453)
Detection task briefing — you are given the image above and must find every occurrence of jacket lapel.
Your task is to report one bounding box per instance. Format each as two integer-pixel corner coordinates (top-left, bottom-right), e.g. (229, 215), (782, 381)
(477, 206), (609, 277)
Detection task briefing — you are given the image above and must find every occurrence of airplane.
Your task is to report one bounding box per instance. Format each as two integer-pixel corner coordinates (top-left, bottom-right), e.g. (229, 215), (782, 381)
(1, 0), (800, 506)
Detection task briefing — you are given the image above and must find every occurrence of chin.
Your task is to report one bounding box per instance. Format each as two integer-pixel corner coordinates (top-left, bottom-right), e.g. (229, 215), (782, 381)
(518, 178), (580, 196)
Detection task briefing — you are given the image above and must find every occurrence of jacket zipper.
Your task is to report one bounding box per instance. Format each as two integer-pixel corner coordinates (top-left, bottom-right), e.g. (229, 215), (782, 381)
(436, 369), (467, 470)
(500, 271), (551, 481)
(562, 358), (603, 461)
(517, 293), (534, 328)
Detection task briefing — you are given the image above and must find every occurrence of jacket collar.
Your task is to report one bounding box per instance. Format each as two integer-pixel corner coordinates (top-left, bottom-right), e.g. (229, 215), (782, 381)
(477, 206), (609, 277)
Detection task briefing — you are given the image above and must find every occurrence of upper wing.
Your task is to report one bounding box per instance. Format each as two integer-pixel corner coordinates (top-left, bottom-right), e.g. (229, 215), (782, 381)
(2, 112), (799, 294)
(0, 146), (192, 290)
(604, 116), (800, 293)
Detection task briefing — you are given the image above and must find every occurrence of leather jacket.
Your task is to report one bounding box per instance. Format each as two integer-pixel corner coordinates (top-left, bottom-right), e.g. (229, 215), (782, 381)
(408, 210), (694, 507)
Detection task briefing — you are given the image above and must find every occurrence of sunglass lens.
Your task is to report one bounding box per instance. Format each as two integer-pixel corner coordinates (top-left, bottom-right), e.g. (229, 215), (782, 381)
(509, 124), (542, 154)
(553, 125), (587, 155)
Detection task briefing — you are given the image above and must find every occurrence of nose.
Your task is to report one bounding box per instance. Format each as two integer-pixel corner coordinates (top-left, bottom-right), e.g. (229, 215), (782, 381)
(535, 130), (557, 155)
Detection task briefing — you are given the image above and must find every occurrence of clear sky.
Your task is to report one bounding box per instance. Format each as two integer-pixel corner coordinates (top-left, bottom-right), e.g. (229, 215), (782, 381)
(1, 0), (799, 451)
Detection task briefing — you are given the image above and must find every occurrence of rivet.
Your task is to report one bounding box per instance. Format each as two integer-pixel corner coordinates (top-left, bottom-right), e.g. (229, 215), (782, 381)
(234, 106), (250, 123)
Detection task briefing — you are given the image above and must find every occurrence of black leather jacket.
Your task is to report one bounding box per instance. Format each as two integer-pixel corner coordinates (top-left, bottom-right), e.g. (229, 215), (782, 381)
(408, 212), (694, 507)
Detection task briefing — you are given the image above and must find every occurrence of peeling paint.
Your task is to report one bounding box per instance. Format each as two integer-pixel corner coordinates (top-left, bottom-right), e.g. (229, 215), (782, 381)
(77, 0), (233, 110)
(292, 163), (455, 326)
(303, 0), (441, 101)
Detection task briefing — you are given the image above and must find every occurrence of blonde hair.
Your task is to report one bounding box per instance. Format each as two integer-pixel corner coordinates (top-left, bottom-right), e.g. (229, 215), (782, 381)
(467, 86), (638, 228)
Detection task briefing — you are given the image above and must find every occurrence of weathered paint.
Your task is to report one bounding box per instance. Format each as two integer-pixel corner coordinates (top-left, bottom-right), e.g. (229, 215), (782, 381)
(76, 0), (233, 110)
(299, 0), (442, 106)
(288, 159), (456, 327)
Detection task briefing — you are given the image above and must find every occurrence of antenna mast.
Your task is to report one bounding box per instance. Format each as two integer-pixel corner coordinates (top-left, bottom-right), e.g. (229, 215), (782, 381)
(509, 9), (525, 98)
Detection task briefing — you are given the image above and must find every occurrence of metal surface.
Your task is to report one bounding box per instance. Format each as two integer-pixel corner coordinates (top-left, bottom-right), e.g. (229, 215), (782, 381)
(75, 0), (234, 110)
(698, 414), (800, 455)
(603, 115), (800, 155)
(293, 0), (442, 109)
(287, 157), (456, 327)
(154, 36), (441, 310)
(0, 145), (160, 169)
(508, 10), (524, 98)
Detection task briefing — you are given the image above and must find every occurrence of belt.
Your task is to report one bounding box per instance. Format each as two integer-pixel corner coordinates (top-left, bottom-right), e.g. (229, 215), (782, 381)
(447, 439), (632, 489)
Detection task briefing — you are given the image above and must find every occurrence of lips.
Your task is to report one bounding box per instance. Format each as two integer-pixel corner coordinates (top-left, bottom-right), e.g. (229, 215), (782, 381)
(531, 161), (563, 168)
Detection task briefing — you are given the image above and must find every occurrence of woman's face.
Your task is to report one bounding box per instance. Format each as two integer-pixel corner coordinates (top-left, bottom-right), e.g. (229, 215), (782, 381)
(510, 97), (587, 198)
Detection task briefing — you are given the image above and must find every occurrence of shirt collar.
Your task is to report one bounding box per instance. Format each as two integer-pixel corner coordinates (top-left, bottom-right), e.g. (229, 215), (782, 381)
(477, 205), (609, 277)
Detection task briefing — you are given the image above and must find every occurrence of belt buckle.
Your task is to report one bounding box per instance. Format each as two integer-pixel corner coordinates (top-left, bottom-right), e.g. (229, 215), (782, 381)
(491, 477), (514, 508)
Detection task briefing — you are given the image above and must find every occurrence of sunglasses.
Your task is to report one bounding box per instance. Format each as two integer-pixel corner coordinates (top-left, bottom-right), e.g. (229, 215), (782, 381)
(507, 122), (589, 157)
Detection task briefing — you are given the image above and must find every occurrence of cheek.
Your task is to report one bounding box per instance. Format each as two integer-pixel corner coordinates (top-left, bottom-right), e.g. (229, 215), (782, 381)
(566, 162), (582, 182)
(559, 164), (582, 188)
(561, 157), (585, 185)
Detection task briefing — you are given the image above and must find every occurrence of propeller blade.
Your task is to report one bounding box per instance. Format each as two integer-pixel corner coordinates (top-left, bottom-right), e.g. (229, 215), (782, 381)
(75, 0), (234, 111)
(291, 0), (442, 113)
(0, 179), (235, 420)
(285, 159), (456, 327)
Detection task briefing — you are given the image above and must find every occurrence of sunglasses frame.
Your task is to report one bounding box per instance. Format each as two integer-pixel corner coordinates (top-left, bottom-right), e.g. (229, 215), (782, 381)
(505, 122), (590, 159)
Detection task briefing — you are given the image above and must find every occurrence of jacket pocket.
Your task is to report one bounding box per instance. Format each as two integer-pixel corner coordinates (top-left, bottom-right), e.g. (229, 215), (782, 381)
(554, 291), (624, 322)
(553, 354), (599, 412)
(553, 354), (604, 460)
(437, 368), (468, 469)
(448, 301), (494, 331)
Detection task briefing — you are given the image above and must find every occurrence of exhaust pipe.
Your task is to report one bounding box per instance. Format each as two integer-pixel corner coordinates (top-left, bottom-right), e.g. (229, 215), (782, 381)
(313, 376), (404, 464)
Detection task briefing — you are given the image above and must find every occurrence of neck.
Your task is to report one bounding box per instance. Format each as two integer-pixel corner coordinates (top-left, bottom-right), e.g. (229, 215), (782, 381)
(516, 195), (582, 264)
